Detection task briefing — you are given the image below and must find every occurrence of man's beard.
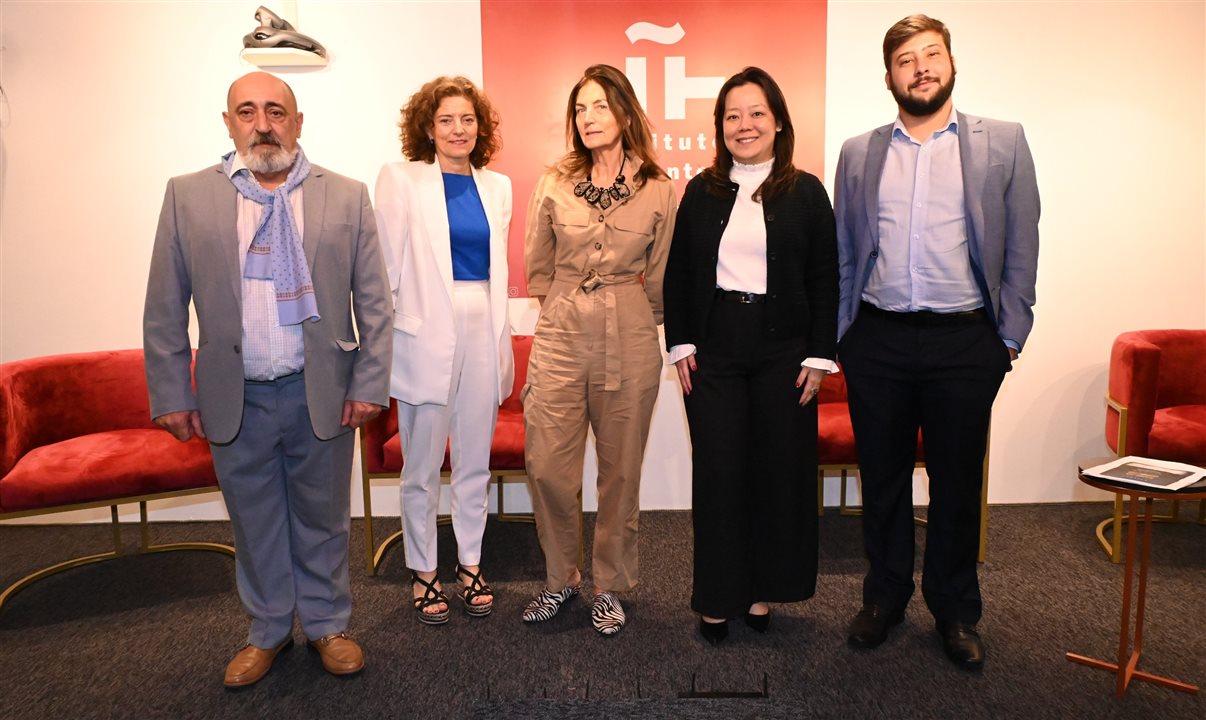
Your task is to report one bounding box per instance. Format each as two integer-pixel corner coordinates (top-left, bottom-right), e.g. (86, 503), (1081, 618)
(242, 132), (298, 174)
(891, 72), (956, 117)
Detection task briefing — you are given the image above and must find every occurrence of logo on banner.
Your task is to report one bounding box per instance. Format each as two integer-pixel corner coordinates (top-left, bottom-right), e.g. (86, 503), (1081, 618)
(482, 1), (828, 296)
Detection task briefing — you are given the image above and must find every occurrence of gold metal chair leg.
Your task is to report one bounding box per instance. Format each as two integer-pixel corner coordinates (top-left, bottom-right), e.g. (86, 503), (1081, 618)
(361, 451), (378, 576)
(839, 470), (861, 516)
(371, 530), (407, 574)
(1, 503), (234, 613)
(581, 490), (588, 570)
(816, 469), (825, 516)
(1096, 493), (1183, 563)
(497, 474), (537, 524)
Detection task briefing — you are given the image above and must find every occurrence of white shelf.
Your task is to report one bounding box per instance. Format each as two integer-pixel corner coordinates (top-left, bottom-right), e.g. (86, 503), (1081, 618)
(239, 47), (328, 68)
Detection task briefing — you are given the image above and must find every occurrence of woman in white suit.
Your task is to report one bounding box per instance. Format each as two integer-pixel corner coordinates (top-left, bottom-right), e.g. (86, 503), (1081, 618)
(374, 76), (513, 625)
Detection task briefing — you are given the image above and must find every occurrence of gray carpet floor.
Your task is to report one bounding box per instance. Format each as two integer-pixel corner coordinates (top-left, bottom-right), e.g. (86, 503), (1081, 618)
(1, 504), (1203, 719)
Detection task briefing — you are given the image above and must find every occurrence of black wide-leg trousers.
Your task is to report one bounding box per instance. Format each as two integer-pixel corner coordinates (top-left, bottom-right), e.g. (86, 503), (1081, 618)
(839, 304), (1010, 625)
(686, 300), (819, 619)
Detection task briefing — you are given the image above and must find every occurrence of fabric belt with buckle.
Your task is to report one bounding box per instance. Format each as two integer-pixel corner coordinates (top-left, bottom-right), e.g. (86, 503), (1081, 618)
(716, 289), (766, 304)
(859, 301), (986, 326)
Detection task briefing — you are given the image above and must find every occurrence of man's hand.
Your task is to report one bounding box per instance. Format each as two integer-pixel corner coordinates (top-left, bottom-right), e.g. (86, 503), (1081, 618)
(342, 400), (384, 429)
(153, 410), (205, 442)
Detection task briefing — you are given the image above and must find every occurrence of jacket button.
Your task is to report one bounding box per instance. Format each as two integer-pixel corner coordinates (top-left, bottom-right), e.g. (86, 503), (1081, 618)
(766, 213), (776, 222)
(771, 293), (778, 299)
(870, 250), (879, 258)
(769, 328), (777, 334)
(720, 219), (725, 225)
(768, 252), (776, 261)
(234, 344), (240, 354)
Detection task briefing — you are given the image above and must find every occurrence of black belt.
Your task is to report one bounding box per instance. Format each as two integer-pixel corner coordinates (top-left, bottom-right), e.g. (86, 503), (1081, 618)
(716, 289), (766, 304)
(245, 370), (303, 385)
(859, 301), (985, 326)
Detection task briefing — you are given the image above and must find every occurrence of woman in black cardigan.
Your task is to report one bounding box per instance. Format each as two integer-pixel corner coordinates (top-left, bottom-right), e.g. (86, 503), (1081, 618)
(663, 67), (838, 645)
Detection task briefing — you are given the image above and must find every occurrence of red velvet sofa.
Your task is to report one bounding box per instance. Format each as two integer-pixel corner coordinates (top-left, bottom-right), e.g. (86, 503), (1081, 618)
(1098, 330), (1206, 561)
(0, 349), (233, 611)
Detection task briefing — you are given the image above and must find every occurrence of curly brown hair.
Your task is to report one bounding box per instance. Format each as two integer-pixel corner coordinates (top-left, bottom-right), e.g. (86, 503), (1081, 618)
(398, 76), (500, 168)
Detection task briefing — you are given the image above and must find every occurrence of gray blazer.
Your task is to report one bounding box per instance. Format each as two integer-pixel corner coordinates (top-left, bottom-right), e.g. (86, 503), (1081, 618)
(833, 112), (1040, 350)
(143, 162), (392, 444)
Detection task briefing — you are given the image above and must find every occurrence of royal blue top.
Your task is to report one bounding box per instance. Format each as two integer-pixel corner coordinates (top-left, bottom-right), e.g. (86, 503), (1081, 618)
(444, 173), (490, 281)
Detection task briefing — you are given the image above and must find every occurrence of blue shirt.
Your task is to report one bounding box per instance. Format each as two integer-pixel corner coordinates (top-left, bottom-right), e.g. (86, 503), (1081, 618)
(863, 108), (982, 315)
(444, 173), (490, 281)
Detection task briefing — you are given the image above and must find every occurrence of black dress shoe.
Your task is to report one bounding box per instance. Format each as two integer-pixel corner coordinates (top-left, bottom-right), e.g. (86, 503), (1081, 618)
(744, 610), (770, 633)
(699, 618), (729, 646)
(937, 621), (984, 670)
(847, 604), (904, 649)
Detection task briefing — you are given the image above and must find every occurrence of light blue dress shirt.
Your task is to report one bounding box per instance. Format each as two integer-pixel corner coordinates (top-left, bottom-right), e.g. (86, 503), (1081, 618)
(863, 107), (982, 315)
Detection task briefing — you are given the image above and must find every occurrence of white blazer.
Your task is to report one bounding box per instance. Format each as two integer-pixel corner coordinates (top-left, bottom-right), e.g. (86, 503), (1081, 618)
(374, 160), (514, 406)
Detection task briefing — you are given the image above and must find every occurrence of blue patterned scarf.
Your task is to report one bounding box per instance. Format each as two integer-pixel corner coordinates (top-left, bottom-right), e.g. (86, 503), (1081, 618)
(222, 148), (319, 325)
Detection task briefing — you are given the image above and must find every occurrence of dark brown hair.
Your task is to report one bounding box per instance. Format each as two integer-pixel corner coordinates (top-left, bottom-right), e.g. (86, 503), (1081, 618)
(701, 67), (798, 205)
(883, 14), (952, 71)
(558, 64), (666, 187)
(398, 76), (500, 168)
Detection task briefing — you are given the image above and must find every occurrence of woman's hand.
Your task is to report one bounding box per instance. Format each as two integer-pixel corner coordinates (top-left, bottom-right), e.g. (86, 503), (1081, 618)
(675, 355), (697, 395)
(796, 367), (826, 405)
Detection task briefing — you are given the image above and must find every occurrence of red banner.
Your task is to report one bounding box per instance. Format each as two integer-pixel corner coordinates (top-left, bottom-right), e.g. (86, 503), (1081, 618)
(482, 1), (828, 296)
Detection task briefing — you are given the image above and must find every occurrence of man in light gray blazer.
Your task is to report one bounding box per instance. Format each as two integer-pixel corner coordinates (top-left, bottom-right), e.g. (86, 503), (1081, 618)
(143, 72), (391, 688)
(834, 15), (1039, 669)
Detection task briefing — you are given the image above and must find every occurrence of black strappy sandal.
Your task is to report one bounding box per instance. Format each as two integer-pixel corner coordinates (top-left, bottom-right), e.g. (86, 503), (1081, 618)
(411, 572), (450, 625)
(455, 564), (494, 617)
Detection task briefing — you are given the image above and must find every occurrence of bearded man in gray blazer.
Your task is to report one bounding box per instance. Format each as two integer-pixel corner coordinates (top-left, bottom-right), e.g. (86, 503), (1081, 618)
(834, 15), (1039, 669)
(143, 72), (391, 688)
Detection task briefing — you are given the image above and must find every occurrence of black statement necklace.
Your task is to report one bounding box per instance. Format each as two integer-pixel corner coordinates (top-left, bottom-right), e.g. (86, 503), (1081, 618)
(574, 156), (632, 210)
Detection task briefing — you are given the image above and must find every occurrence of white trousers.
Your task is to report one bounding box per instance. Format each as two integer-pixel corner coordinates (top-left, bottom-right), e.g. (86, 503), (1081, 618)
(399, 281), (499, 572)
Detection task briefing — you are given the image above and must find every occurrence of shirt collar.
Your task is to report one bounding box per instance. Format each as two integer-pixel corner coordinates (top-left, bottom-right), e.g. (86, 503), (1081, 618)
(226, 150), (250, 179)
(891, 105), (959, 143)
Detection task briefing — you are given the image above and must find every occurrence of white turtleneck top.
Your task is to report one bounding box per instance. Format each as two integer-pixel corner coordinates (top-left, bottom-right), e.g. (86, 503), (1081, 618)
(667, 158), (837, 374)
(715, 158), (773, 294)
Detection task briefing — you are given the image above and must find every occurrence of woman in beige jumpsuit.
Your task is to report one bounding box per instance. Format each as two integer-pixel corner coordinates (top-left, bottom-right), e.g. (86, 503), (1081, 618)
(520, 64), (676, 636)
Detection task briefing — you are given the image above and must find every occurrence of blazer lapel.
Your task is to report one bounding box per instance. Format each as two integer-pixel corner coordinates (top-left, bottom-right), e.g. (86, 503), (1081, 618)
(302, 167), (326, 271)
(421, 163), (454, 291)
(210, 167), (241, 311)
(863, 126), (891, 243)
(472, 166), (505, 277)
(959, 113), (988, 248)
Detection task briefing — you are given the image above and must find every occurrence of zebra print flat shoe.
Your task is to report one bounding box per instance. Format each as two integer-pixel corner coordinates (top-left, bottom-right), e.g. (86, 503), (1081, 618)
(521, 583), (579, 623)
(591, 591), (626, 636)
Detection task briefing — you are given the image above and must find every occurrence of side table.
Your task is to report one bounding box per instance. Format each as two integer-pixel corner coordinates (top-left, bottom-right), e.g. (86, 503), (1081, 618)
(1066, 458), (1206, 698)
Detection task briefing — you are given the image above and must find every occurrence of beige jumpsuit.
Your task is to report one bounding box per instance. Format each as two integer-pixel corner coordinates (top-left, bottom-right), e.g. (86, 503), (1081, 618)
(523, 160), (677, 593)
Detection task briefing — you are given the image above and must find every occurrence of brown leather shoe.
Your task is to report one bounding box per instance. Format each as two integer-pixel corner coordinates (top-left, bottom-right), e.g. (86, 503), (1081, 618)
(223, 637), (293, 688)
(309, 632), (364, 675)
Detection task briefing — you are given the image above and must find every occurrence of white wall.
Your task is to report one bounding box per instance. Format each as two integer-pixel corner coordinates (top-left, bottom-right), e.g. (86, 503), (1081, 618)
(1, 1), (1203, 524)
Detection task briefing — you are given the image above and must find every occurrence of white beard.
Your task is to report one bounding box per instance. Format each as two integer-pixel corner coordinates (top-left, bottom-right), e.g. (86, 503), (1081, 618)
(242, 145), (298, 175)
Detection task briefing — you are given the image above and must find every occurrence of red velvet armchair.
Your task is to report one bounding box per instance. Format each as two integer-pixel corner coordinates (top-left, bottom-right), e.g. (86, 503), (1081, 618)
(1098, 330), (1206, 562)
(0, 350), (233, 611)
(817, 366), (990, 563)
(359, 335), (535, 576)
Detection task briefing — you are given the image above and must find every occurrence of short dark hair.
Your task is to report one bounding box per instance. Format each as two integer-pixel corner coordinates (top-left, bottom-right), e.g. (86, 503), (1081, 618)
(398, 76), (500, 168)
(883, 14), (952, 71)
(701, 67), (798, 205)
